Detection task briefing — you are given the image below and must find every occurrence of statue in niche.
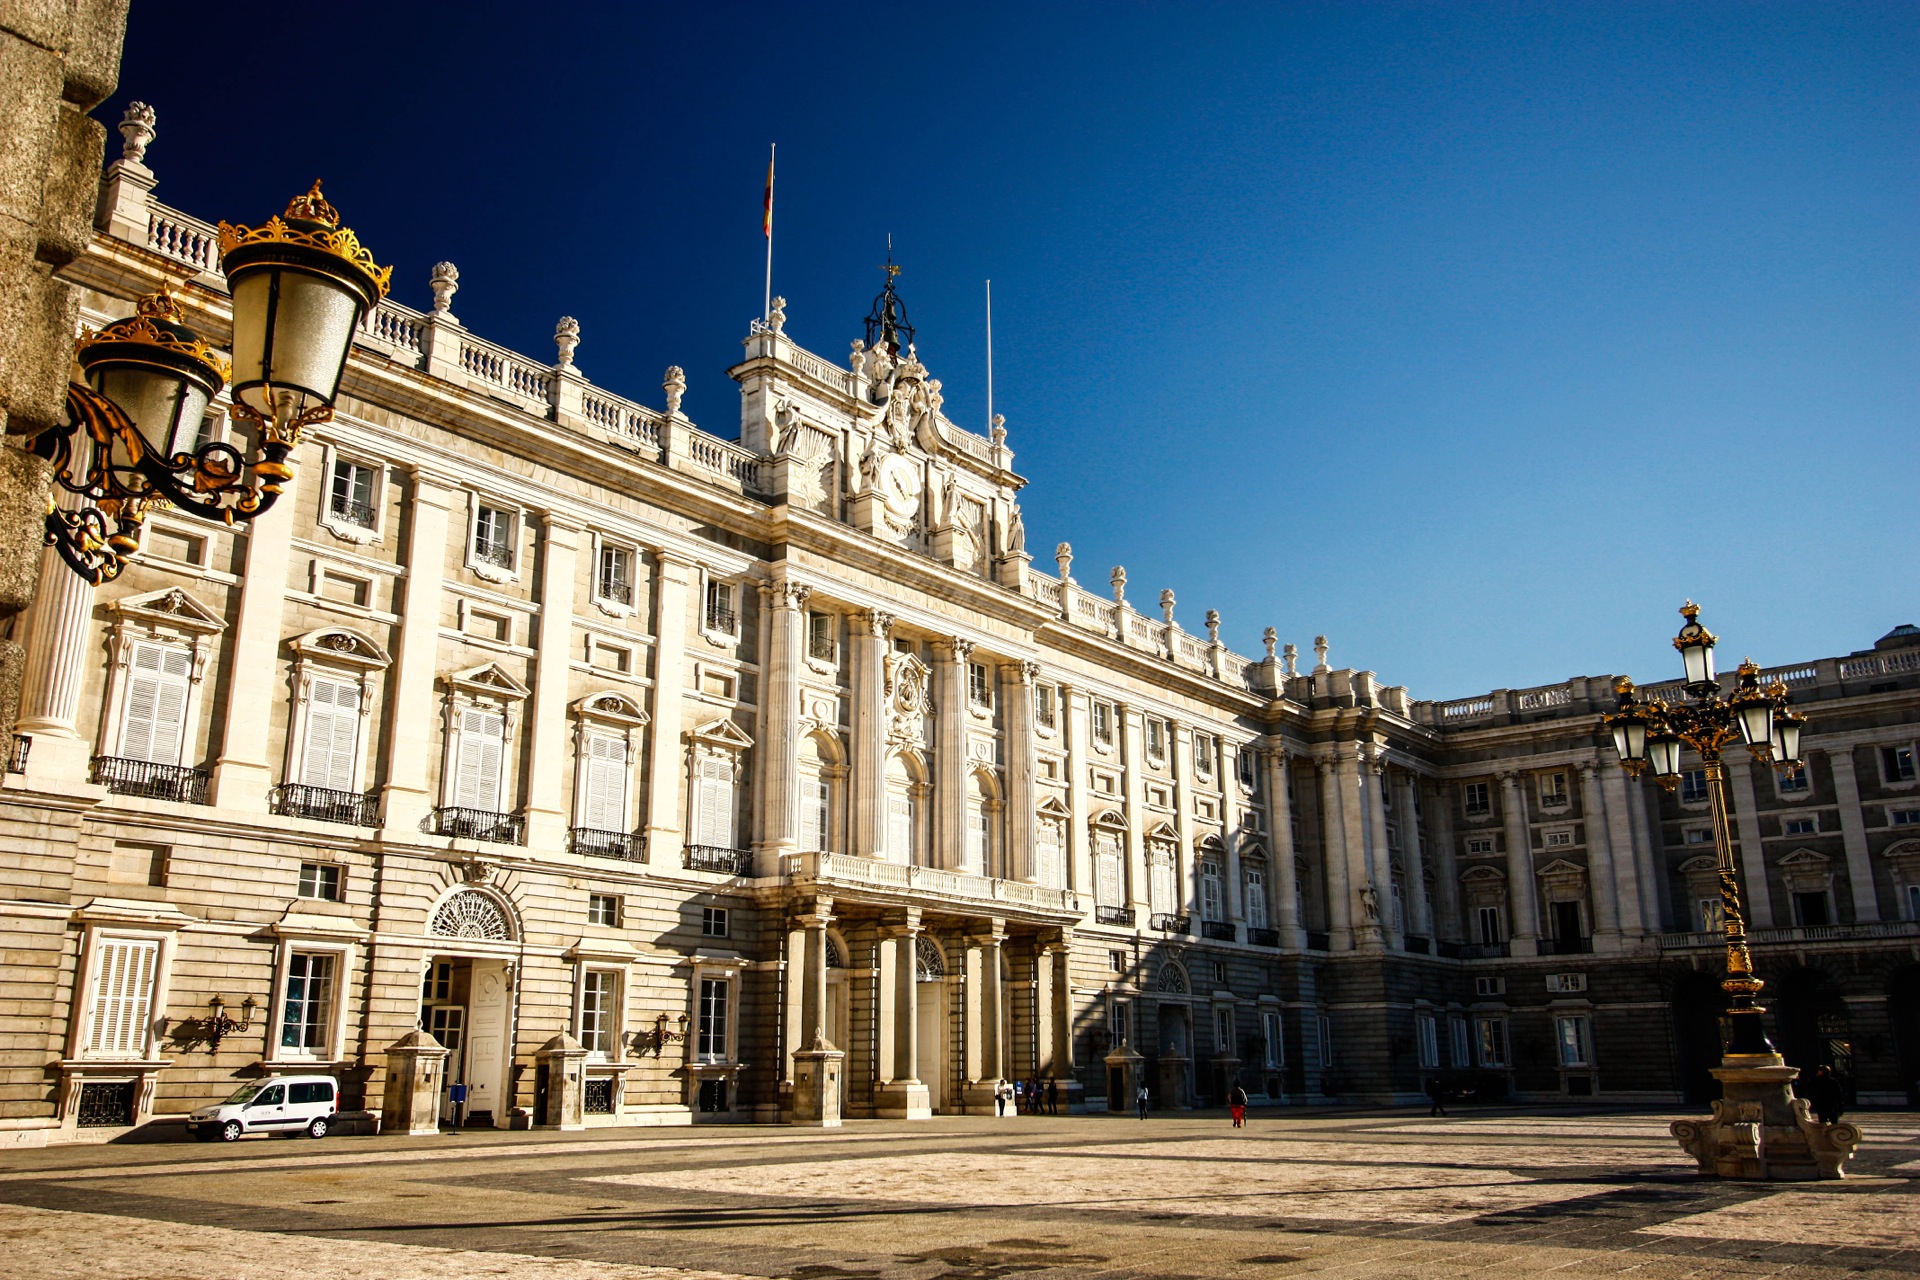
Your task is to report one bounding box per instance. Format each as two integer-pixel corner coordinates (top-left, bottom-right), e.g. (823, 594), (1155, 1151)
(773, 399), (804, 457)
(1003, 505), (1026, 555)
(1359, 883), (1380, 921)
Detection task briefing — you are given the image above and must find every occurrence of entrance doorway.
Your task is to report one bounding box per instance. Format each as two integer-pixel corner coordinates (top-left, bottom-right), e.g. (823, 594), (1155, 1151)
(421, 955), (511, 1127)
(914, 934), (949, 1113)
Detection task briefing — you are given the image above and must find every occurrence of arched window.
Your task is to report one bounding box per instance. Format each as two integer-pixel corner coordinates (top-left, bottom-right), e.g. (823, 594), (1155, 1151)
(965, 768), (1001, 877)
(1146, 825), (1178, 917)
(430, 889), (514, 941)
(915, 934), (946, 981)
(885, 752), (926, 865)
(798, 730), (844, 854)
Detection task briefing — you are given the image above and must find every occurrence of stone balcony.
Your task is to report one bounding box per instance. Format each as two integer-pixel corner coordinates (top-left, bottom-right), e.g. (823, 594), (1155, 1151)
(780, 850), (1081, 922)
(1656, 920), (1920, 950)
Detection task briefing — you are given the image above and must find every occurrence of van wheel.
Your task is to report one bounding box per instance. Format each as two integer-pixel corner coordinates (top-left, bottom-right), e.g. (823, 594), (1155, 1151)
(305, 1116), (329, 1139)
(219, 1120), (243, 1142)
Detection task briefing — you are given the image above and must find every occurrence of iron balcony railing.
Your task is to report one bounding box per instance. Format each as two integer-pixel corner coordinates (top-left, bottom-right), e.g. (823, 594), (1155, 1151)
(1201, 920), (1237, 942)
(328, 496), (377, 528)
(1434, 939), (1464, 959)
(1403, 934), (1431, 955)
(1248, 927), (1281, 948)
(92, 755), (209, 804)
(1657, 920), (1920, 949)
(572, 827), (646, 862)
(1150, 913), (1190, 934)
(684, 844), (752, 876)
(1457, 941), (1510, 959)
(597, 577), (633, 606)
(1094, 905), (1134, 926)
(431, 806), (526, 844)
(1306, 931), (1331, 951)
(474, 540), (513, 569)
(270, 784), (379, 826)
(704, 603), (736, 634)
(808, 633), (836, 661)
(1544, 935), (1592, 956)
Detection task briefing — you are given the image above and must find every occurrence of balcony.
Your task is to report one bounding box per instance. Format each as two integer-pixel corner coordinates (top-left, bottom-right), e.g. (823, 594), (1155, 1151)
(1248, 927), (1281, 948)
(92, 756), (209, 804)
(328, 497), (377, 529)
(685, 844), (752, 876)
(1403, 934), (1431, 955)
(1456, 942), (1510, 959)
(782, 850), (1081, 918)
(704, 604), (736, 635)
(1150, 913), (1191, 934)
(1201, 920), (1236, 942)
(431, 806), (526, 844)
(1544, 935), (1592, 956)
(474, 541), (513, 570)
(1095, 905), (1135, 926)
(808, 633), (836, 662)
(1658, 920), (1920, 950)
(270, 784), (379, 826)
(572, 827), (645, 862)
(597, 577), (634, 606)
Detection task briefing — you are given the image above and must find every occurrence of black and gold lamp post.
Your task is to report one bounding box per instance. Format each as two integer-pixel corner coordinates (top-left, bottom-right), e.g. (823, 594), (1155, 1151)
(1605, 602), (1855, 1179)
(30, 182), (390, 584)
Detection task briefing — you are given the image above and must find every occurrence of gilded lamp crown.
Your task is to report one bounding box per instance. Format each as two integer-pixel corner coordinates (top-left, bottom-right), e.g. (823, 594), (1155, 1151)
(1673, 599), (1717, 652)
(217, 181), (393, 303)
(282, 179), (340, 228)
(77, 284), (232, 385)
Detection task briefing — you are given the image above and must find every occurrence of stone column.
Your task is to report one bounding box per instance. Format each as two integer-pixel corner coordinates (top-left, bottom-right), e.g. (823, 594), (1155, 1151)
(963, 920), (1006, 1110)
(209, 483), (297, 809)
(523, 514), (581, 852)
(643, 550), (694, 867)
(796, 900), (834, 1049)
(1315, 747), (1353, 949)
(1220, 741), (1246, 930)
(1597, 763), (1646, 938)
(1117, 702), (1148, 915)
(1725, 755), (1776, 929)
(1336, 746), (1379, 948)
(1002, 660), (1040, 881)
(935, 638), (973, 872)
(1626, 776), (1670, 931)
(1172, 718), (1198, 919)
(757, 579), (808, 876)
(850, 611), (892, 859)
(1577, 762), (1623, 952)
(1425, 779), (1463, 943)
(1063, 684), (1090, 893)
(534, 1034), (589, 1130)
(1264, 749), (1305, 948)
(1395, 770), (1432, 941)
(876, 910), (929, 1117)
(1362, 749), (1401, 948)
(1049, 934), (1075, 1084)
(14, 538), (98, 783)
(1826, 748), (1880, 922)
(1497, 769), (1541, 954)
(380, 469), (454, 834)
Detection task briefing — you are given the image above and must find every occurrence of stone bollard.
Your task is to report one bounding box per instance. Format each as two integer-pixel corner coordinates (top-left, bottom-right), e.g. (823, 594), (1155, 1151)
(790, 1030), (845, 1128)
(533, 1033), (590, 1131)
(381, 1029), (449, 1136)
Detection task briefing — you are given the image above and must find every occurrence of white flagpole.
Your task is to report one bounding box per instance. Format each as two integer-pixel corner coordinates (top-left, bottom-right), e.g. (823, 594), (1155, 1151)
(985, 279), (994, 431)
(763, 143), (775, 325)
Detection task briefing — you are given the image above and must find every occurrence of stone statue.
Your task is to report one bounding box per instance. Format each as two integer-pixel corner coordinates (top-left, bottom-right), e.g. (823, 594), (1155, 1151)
(1360, 883), (1380, 920)
(118, 102), (156, 166)
(768, 295), (787, 334)
(1313, 634), (1330, 675)
(553, 316), (580, 370)
(663, 366), (686, 418)
(429, 262), (459, 318)
(1004, 505), (1026, 555)
(1110, 565), (1127, 604)
(991, 413), (1007, 447)
(850, 339), (866, 383)
(1055, 542), (1073, 582)
(772, 399), (803, 456)
(1159, 589), (1176, 624)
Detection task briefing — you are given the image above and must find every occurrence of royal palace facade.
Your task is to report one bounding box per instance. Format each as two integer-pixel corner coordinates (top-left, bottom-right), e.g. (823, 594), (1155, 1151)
(3, 110), (1919, 1145)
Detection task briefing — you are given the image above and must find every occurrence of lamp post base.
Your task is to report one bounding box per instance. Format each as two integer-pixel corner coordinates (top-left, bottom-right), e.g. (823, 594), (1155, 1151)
(1671, 1056), (1860, 1180)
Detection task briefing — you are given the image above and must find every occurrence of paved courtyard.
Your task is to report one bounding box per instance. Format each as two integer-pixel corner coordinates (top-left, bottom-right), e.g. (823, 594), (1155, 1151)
(0, 1108), (1914, 1279)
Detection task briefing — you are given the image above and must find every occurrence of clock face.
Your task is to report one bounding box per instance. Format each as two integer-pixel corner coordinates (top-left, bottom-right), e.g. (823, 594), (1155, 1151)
(877, 454), (922, 519)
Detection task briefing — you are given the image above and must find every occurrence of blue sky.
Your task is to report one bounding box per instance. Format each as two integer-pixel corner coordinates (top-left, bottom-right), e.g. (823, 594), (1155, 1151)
(104, 2), (1917, 700)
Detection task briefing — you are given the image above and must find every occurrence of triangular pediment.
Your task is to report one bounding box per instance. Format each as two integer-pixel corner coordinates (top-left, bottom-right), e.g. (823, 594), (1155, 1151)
(1145, 820), (1179, 842)
(1778, 847), (1830, 867)
(445, 662), (531, 701)
(1036, 796), (1071, 820)
(1536, 858), (1587, 879)
(688, 717), (755, 750)
(112, 586), (225, 633)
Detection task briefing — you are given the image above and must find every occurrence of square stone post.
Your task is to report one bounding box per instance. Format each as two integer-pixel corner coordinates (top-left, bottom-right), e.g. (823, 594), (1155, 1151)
(850, 611), (892, 858)
(382, 1030), (450, 1137)
(380, 469), (454, 834)
(534, 1034), (590, 1131)
(1497, 769), (1542, 953)
(790, 1032), (845, 1128)
(962, 920), (1007, 1112)
(643, 550), (693, 866)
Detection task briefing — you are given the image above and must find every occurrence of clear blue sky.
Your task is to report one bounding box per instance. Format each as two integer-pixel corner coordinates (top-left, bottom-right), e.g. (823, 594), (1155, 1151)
(104, 2), (1917, 700)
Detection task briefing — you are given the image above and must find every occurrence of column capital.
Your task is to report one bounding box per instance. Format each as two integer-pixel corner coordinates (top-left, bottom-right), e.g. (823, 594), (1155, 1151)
(773, 579), (812, 612)
(1006, 658), (1042, 684)
(406, 465), (461, 494)
(878, 907), (924, 938)
(1576, 759), (1601, 780)
(653, 546), (698, 571)
(858, 609), (895, 638)
(937, 636), (975, 662)
(1495, 766), (1523, 786)
(966, 917), (1008, 943)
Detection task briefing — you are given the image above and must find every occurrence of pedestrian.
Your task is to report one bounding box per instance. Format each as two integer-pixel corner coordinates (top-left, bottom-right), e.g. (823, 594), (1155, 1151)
(1027, 1075), (1042, 1114)
(1427, 1075), (1448, 1117)
(1046, 1077), (1059, 1115)
(995, 1080), (1008, 1116)
(1804, 1065), (1844, 1125)
(1229, 1083), (1248, 1128)
(1136, 1081), (1150, 1120)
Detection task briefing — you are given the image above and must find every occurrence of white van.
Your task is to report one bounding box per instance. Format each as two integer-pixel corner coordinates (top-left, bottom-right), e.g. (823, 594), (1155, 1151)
(186, 1075), (338, 1141)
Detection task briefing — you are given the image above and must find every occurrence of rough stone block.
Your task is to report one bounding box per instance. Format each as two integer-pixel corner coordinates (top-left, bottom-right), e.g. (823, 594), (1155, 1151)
(0, 37), (59, 226)
(0, 248), (79, 436)
(35, 105), (102, 268)
(0, 447), (49, 613)
(61, 0), (129, 110)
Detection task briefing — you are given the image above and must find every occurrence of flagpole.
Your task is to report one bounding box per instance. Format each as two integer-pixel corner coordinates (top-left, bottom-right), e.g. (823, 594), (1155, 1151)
(985, 279), (994, 431)
(763, 143), (775, 325)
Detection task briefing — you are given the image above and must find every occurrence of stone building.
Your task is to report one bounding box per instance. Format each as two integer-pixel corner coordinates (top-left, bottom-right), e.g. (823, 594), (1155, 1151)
(2, 111), (1917, 1145)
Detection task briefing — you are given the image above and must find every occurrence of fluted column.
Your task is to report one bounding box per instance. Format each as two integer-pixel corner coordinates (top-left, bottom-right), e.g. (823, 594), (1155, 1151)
(757, 579), (809, 875)
(875, 910), (930, 1118)
(963, 920), (1006, 1099)
(1576, 762), (1622, 951)
(380, 469), (454, 834)
(210, 475), (297, 809)
(1063, 684), (1090, 894)
(1172, 718), (1197, 917)
(1221, 741), (1246, 930)
(1315, 746), (1353, 949)
(1395, 770), (1431, 941)
(1596, 762), (1645, 938)
(1002, 660), (1039, 881)
(1049, 933), (1074, 1081)
(1264, 749), (1304, 948)
(935, 638), (972, 872)
(642, 550), (693, 866)
(1497, 769), (1541, 954)
(1625, 775), (1668, 930)
(1425, 779), (1463, 942)
(1827, 748), (1879, 922)
(1117, 702), (1147, 915)
(1337, 745), (1380, 948)
(14, 535), (98, 783)
(1362, 749), (1401, 948)
(522, 514), (581, 852)
(850, 610), (892, 859)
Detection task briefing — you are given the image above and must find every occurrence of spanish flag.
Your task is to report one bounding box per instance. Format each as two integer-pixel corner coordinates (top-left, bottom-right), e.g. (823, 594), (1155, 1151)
(763, 144), (775, 240)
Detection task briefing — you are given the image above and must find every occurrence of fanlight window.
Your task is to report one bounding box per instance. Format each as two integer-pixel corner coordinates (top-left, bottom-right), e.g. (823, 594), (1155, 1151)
(915, 934), (946, 981)
(1156, 963), (1189, 994)
(430, 889), (513, 941)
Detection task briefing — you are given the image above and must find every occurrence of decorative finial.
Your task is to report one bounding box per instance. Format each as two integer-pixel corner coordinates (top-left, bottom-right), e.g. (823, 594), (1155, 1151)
(663, 366), (686, 417)
(428, 262), (459, 318)
(1680, 599), (1700, 621)
(1054, 542), (1073, 582)
(1110, 566), (1127, 604)
(1283, 642), (1298, 676)
(118, 102), (156, 165)
(1205, 609), (1221, 644)
(283, 179), (340, 228)
(553, 316), (580, 370)
(991, 413), (1007, 446)
(1263, 627), (1277, 660)
(1313, 634), (1330, 674)
(768, 296), (787, 334)
(1159, 588), (1176, 624)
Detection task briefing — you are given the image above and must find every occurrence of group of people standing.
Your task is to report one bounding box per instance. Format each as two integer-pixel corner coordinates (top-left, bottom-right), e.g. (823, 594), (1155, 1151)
(994, 1077), (1062, 1116)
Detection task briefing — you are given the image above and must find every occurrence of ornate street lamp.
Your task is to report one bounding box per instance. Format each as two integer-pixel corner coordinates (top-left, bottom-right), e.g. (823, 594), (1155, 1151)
(30, 182), (389, 584)
(1603, 602), (1856, 1179)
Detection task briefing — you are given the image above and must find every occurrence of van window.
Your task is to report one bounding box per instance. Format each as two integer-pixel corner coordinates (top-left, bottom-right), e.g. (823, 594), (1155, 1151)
(289, 1081), (334, 1105)
(222, 1083), (265, 1105)
(250, 1084), (284, 1106)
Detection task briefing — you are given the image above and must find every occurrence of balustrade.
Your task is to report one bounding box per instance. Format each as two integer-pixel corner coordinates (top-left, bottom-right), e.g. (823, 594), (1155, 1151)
(92, 756), (209, 804)
(270, 784), (378, 826)
(431, 806), (526, 845)
(571, 827), (645, 862)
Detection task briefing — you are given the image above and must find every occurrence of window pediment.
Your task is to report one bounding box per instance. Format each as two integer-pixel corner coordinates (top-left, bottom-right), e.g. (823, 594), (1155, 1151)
(1778, 847), (1830, 869)
(1678, 855), (1719, 875)
(1036, 796), (1071, 821)
(1460, 864), (1506, 883)
(575, 691), (649, 727)
(290, 626), (391, 670)
(688, 717), (754, 751)
(1536, 858), (1586, 881)
(1090, 807), (1128, 831)
(445, 662), (531, 702)
(110, 587), (226, 634)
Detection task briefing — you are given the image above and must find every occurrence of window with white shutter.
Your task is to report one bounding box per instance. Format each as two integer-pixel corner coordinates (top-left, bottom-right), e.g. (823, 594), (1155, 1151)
(694, 757), (736, 848)
(966, 805), (987, 873)
(887, 793), (914, 863)
(800, 776), (829, 852)
(579, 733), (627, 833)
(85, 938), (159, 1059)
(1148, 851), (1175, 915)
(1245, 865), (1269, 929)
(119, 642), (192, 764)
(1200, 860), (1224, 922)
(1094, 832), (1123, 908)
(300, 677), (361, 791)
(452, 708), (506, 811)
(1036, 816), (1065, 888)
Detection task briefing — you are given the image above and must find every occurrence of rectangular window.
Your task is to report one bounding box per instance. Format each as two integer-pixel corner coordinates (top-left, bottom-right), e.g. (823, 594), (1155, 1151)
(1907, 884), (1920, 922)
(967, 805), (991, 874)
(1792, 891), (1830, 927)
(1555, 1014), (1592, 1068)
(697, 978), (729, 1061)
(800, 776), (830, 852)
(1449, 1016), (1471, 1069)
(1475, 1016), (1509, 1068)
(1109, 997), (1131, 1048)
(280, 951), (336, 1055)
(693, 757), (738, 850)
(1783, 817), (1816, 836)
(1884, 745), (1917, 783)
(328, 459), (377, 528)
(473, 504), (514, 568)
(968, 662), (990, 708)
(1681, 769), (1709, 804)
(588, 893), (620, 927)
(1894, 809), (1920, 827)
(1685, 828), (1711, 844)
(1094, 833), (1124, 908)
(1238, 748), (1257, 788)
(1262, 1010), (1284, 1069)
(702, 907), (730, 938)
(1244, 866), (1268, 929)
(1193, 733), (1214, 778)
(1462, 782), (1490, 816)
(1474, 976), (1506, 997)
(1108, 949), (1126, 973)
(1545, 829), (1574, 847)
(1699, 897), (1725, 933)
(1200, 860), (1224, 922)
(1476, 904), (1504, 945)
(596, 545), (634, 606)
(119, 641), (193, 765)
(452, 707), (506, 812)
(1317, 1014), (1334, 1068)
(1416, 1012), (1439, 1069)
(1036, 684), (1057, 728)
(297, 862), (341, 901)
(85, 937), (159, 1058)
(1779, 768), (1810, 794)
(704, 580), (736, 635)
(580, 732), (628, 834)
(1539, 772), (1568, 806)
(1092, 701), (1114, 745)
(300, 676), (361, 792)
(579, 969), (619, 1056)
(807, 611), (835, 662)
(1465, 836), (1495, 855)
(1037, 818), (1065, 889)
(1146, 717), (1166, 760)
(1214, 1008), (1234, 1055)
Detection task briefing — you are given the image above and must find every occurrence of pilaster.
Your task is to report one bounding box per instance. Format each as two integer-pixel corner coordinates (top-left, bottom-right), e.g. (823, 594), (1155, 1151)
(523, 514), (581, 851)
(1362, 748), (1400, 949)
(1424, 778), (1463, 943)
(850, 610), (892, 859)
(935, 638), (972, 872)
(1336, 745), (1380, 948)
(1172, 719), (1197, 917)
(1396, 769), (1432, 941)
(1265, 749), (1305, 948)
(1826, 748), (1880, 922)
(1724, 754), (1777, 929)
(1117, 702), (1148, 914)
(379, 469), (454, 834)
(642, 550), (694, 867)
(757, 579), (808, 875)
(1598, 762), (1647, 937)
(1314, 747), (1353, 949)
(1577, 761), (1623, 951)
(1002, 661), (1039, 881)
(1497, 769), (1541, 954)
